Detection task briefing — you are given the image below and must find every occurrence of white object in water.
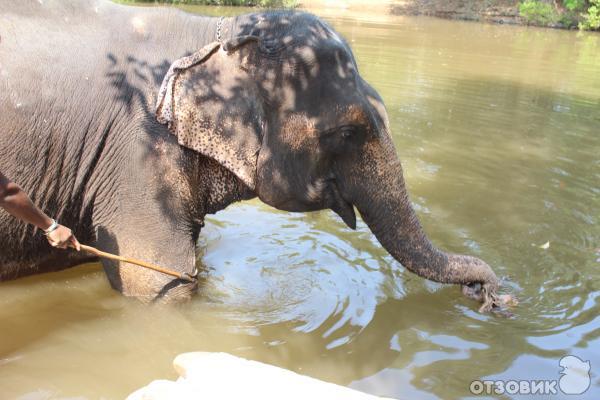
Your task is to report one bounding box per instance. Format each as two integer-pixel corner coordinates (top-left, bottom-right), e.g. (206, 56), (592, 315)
(127, 352), (394, 400)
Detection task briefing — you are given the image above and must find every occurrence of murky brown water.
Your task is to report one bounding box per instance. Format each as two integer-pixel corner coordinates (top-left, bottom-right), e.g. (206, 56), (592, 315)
(1, 5), (599, 400)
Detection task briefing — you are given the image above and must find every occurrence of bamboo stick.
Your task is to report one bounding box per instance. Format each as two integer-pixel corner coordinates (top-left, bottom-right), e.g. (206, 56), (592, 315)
(80, 244), (195, 282)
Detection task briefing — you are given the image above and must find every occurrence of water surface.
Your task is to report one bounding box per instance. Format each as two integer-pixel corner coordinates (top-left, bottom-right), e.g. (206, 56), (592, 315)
(1, 6), (599, 400)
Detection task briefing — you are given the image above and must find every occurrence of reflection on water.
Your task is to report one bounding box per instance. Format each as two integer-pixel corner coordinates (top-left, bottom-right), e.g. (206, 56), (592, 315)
(1, 7), (599, 400)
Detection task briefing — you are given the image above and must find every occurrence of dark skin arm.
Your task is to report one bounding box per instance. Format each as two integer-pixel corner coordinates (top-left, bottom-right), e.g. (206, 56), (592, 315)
(0, 171), (80, 250)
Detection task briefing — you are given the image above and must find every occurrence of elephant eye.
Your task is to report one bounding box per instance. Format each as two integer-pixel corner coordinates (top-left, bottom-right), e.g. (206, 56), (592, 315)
(320, 125), (364, 154)
(340, 126), (355, 139)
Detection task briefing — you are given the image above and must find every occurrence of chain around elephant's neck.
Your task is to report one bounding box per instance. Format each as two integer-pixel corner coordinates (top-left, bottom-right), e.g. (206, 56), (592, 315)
(216, 16), (225, 42)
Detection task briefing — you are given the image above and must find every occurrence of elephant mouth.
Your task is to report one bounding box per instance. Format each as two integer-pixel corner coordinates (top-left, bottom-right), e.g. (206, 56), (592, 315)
(273, 198), (324, 212)
(329, 185), (356, 230)
(266, 178), (357, 230)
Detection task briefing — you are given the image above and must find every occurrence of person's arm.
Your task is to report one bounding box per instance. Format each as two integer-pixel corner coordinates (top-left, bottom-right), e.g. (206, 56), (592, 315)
(0, 171), (80, 250)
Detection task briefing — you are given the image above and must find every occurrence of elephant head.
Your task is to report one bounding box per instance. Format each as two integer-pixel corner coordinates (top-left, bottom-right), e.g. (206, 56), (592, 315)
(156, 12), (504, 312)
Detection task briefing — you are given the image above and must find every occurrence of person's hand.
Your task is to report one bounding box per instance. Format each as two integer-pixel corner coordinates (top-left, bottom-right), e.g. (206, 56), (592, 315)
(47, 225), (81, 250)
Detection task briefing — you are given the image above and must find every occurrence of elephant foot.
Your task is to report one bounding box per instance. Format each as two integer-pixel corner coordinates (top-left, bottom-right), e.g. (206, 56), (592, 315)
(151, 279), (199, 303)
(461, 282), (518, 315)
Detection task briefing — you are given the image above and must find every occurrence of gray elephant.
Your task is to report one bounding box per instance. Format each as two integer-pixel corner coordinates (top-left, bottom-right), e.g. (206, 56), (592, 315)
(0, 0), (503, 310)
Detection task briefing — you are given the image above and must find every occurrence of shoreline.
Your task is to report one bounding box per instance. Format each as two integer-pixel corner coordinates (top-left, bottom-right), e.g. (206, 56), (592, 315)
(297, 0), (593, 30)
(389, 0), (522, 26)
(121, 1), (600, 30)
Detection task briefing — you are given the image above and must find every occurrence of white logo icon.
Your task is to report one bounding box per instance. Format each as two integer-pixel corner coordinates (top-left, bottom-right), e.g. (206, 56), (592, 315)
(470, 355), (592, 396)
(558, 355), (591, 395)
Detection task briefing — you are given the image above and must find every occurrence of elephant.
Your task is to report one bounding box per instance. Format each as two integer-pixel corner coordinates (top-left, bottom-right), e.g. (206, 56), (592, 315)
(0, 0), (505, 310)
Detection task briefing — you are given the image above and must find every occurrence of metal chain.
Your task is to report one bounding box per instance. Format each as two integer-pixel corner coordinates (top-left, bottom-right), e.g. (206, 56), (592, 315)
(216, 16), (224, 42)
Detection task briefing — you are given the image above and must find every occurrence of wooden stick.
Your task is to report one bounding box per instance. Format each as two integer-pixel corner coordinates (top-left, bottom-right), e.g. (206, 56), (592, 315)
(80, 244), (195, 282)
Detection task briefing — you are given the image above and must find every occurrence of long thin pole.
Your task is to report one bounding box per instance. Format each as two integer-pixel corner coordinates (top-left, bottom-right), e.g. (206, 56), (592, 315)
(80, 244), (195, 282)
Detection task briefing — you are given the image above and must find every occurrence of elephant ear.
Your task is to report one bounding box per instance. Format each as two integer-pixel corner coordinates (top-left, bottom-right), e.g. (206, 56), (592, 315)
(156, 37), (263, 189)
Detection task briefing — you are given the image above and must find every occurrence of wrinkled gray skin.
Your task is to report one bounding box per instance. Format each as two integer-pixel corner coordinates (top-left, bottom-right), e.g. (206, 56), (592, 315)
(0, 0), (500, 308)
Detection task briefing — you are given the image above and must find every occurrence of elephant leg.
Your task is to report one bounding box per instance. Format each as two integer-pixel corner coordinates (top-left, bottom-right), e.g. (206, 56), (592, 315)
(86, 121), (209, 302)
(91, 141), (201, 302)
(93, 218), (199, 302)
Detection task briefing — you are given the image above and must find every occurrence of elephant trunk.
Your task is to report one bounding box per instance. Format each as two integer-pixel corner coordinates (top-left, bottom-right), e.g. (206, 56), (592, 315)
(341, 139), (500, 311)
